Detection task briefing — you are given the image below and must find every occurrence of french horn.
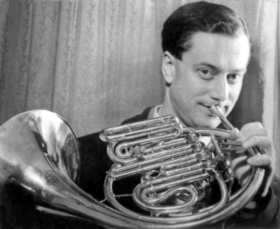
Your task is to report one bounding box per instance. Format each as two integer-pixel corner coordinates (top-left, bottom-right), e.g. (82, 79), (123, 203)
(0, 108), (264, 228)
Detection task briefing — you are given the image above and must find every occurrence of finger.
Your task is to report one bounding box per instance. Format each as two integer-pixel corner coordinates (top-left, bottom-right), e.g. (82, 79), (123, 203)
(241, 136), (275, 157)
(226, 127), (239, 140)
(239, 125), (269, 142)
(231, 127), (239, 135)
(247, 154), (275, 197)
(247, 154), (272, 167)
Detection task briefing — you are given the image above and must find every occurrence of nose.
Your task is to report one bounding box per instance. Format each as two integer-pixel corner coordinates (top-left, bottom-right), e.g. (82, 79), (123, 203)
(209, 75), (229, 102)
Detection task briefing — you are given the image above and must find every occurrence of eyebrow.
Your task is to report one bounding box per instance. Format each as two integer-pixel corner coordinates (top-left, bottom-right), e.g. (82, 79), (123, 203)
(194, 63), (247, 74)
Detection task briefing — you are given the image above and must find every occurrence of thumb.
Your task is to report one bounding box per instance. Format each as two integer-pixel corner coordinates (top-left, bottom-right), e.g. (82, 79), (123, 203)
(226, 127), (239, 140)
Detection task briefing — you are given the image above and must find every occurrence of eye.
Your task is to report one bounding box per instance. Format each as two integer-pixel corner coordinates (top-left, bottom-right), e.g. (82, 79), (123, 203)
(227, 74), (242, 84)
(198, 68), (213, 80)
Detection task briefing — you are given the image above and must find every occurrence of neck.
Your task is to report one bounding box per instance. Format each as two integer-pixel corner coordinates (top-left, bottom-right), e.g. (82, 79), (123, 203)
(159, 88), (176, 118)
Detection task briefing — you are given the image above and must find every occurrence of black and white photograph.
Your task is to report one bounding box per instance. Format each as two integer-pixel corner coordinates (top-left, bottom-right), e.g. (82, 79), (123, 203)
(0, 0), (279, 228)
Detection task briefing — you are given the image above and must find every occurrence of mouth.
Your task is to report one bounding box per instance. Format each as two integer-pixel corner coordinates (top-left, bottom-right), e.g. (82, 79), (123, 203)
(200, 104), (216, 117)
(200, 104), (227, 117)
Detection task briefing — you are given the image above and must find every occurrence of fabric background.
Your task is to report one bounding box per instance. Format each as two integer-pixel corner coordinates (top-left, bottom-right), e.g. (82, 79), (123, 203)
(0, 0), (279, 176)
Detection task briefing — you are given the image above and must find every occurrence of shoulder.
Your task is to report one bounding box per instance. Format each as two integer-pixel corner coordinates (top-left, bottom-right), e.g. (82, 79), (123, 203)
(78, 132), (107, 154)
(121, 107), (152, 124)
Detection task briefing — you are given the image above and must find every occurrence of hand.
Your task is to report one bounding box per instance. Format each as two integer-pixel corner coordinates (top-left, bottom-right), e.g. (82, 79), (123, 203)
(228, 122), (276, 197)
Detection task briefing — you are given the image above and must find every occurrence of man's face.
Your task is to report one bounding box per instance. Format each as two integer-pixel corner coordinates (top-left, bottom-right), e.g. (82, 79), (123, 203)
(165, 32), (251, 128)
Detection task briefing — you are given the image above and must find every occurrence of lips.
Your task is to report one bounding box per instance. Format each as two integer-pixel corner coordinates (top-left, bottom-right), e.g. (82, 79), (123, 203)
(200, 104), (227, 116)
(200, 104), (215, 116)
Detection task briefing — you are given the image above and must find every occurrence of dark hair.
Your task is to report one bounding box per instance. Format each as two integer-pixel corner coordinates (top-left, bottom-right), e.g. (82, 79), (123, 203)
(161, 1), (249, 60)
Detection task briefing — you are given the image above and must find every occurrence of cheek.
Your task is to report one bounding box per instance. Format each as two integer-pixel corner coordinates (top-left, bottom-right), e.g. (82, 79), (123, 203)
(170, 82), (189, 104)
(171, 69), (208, 106)
(230, 85), (242, 102)
(173, 78), (199, 102)
(170, 79), (194, 112)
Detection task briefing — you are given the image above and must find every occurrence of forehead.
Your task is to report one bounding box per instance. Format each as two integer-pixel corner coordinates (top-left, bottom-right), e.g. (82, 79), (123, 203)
(183, 32), (251, 71)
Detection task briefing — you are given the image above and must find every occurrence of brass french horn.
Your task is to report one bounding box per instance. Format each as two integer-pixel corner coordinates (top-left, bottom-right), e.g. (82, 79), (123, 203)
(0, 109), (264, 228)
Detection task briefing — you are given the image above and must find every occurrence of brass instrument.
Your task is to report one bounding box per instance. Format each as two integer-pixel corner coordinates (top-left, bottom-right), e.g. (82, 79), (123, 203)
(0, 109), (264, 228)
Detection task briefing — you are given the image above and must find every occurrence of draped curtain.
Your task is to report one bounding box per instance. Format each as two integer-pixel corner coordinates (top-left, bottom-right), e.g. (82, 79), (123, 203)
(0, 0), (279, 175)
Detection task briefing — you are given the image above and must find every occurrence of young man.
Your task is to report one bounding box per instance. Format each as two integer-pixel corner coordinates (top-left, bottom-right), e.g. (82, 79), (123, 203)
(158, 1), (275, 199)
(3, 1), (277, 229)
(78, 1), (279, 228)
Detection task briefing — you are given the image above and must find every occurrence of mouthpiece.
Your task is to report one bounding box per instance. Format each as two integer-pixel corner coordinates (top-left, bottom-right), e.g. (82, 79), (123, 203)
(209, 105), (234, 130)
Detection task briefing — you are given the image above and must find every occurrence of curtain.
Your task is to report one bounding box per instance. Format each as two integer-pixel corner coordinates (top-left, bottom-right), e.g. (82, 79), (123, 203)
(0, 0), (279, 175)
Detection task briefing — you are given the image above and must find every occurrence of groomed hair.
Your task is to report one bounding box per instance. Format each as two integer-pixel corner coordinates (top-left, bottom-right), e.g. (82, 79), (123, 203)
(161, 1), (249, 60)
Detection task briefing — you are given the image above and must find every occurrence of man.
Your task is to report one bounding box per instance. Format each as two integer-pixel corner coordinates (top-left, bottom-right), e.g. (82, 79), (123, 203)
(2, 1), (278, 229)
(78, 1), (279, 228)
(159, 1), (275, 199)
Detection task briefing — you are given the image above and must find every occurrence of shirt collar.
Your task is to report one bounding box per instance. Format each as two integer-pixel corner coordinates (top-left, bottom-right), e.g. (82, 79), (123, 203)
(148, 105), (162, 119)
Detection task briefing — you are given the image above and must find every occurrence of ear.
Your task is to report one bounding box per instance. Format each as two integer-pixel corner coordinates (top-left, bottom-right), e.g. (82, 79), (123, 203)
(162, 51), (176, 85)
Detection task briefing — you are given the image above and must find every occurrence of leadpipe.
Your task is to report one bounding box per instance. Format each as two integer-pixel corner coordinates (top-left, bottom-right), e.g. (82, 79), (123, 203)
(209, 105), (234, 130)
